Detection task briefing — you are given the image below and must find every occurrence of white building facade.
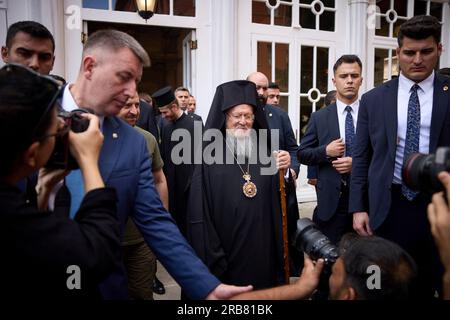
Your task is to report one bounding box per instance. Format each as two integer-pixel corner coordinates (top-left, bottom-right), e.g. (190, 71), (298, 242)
(1, 0), (449, 201)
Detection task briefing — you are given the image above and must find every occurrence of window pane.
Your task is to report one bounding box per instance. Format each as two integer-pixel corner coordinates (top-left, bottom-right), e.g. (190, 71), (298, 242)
(258, 42), (273, 81)
(317, 97), (325, 111)
(300, 46), (313, 92)
(279, 96), (289, 113)
(414, 0), (427, 16)
(83, 0), (110, 9)
(316, 47), (329, 95)
(322, 0), (335, 8)
(430, 2), (443, 21)
(377, 0), (390, 13)
(275, 43), (289, 92)
(392, 51), (399, 78)
(300, 97), (313, 138)
(371, 51), (400, 83)
(393, 17), (407, 38)
(393, 0), (407, 17)
(253, 1), (271, 25)
(300, 0), (313, 4)
(319, 11), (334, 31)
(274, 4), (292, 27)
(300, 8), (315, 29)
(375, 16), (389, 37)
(374, 48), (389, 86)
(114, 0), (135, 12)
(156, 0), (170, 15)
(174, 0), (195, 17)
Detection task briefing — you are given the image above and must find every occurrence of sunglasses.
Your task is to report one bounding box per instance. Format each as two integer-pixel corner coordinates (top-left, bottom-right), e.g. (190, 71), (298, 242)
(0, 63), (64, 141)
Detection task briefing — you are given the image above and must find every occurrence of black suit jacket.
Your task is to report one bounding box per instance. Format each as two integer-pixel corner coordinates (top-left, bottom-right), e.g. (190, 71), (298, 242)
(188, 112), (203, 123)
(1, 185), (121, 299)
(349, 74), (450, 229)
(298, 103), (343, 221)
(264, 104), (300, 175)
(136, 100), (159, 143)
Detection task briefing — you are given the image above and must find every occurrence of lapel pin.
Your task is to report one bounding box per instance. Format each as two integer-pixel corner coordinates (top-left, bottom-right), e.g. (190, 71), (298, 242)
(112, 133), (118, 139)
(444, 85), (448, 92)
(269, 113), (273, 117)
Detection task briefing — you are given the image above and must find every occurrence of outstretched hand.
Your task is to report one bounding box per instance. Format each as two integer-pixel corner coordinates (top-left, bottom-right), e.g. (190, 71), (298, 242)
(206, 283), (253, 300)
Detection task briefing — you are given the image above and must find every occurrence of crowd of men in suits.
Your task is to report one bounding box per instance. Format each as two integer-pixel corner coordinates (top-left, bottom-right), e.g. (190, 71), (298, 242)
(1, 14), (450, 300)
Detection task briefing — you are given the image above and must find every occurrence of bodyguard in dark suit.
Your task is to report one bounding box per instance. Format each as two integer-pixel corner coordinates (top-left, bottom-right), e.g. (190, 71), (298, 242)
(187, 94), (204, 123)
(350, 15), (450, 298)
(298, 55), (363, 244)
(57, 29), (252, 300)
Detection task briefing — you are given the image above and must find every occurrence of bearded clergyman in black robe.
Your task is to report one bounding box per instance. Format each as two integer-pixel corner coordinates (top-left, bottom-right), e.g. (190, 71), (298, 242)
(186, 80), (292, 290)
(152, 86), (202, 236)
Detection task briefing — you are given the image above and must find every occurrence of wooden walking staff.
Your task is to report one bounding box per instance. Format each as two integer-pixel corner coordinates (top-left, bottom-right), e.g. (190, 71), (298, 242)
(279, 169), (290, 284)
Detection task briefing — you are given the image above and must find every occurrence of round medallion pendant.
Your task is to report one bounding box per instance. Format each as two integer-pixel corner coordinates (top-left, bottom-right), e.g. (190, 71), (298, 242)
(243, 181), (257, 198)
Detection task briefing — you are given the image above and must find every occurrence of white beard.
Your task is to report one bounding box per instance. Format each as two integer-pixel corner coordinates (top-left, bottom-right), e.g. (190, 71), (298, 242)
(226, 133), (253, 161)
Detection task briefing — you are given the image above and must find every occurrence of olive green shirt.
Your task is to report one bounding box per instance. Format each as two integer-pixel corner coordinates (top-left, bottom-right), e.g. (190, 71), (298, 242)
(122, 126), (164, 246)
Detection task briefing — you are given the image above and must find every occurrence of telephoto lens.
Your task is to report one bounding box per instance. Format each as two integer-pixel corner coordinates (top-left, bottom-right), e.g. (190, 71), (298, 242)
(292, 218), (339, 300)
(292, 218), (339, 266)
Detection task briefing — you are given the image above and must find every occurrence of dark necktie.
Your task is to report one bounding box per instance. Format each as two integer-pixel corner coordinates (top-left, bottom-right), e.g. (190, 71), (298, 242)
(402, 84), (420, 201)
(345, 106), (355, 157)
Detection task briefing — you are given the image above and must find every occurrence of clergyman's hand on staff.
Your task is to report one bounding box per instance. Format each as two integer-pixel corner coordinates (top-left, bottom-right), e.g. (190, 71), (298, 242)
(273, 150), (291, 170)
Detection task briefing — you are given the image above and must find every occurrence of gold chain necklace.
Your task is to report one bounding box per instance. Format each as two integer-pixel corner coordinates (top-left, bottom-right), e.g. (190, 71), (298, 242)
(225, 139), (257, 198)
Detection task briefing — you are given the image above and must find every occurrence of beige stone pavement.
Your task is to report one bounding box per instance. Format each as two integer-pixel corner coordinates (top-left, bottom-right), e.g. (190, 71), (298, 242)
(154, 201), (317, 300)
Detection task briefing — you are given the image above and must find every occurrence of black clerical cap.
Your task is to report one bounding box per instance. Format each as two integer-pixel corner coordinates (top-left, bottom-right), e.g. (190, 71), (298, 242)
(218, 80), (258, 112)
(152, 86), (176, 108)
(205, 80), (268, 132)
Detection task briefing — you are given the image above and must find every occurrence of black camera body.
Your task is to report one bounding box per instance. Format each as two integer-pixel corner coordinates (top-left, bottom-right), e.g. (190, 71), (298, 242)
(45, 109), (90, 170)
(402, 147), (450, 194)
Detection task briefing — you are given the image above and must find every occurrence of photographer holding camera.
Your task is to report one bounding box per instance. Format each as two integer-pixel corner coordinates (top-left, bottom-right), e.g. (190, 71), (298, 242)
(232, 232), (417, 300)
(428, 171), (450, 300)
(0, 64), (121, 299)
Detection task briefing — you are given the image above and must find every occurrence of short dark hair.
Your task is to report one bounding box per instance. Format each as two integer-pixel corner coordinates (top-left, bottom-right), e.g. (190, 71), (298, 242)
(324, 90), (336, 107)
(339, 234), (417, 300)
(333, 55), (362, 74)
(175, 86), (190, 94)
(398, 15), (441, 47)
(0, 64), (59, 177)
(6, 21), (55, 52)
(268, 82), (279, 90)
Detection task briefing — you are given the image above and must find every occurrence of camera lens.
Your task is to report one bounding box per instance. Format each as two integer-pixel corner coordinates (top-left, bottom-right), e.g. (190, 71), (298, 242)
(402, 153), (429, 191)
(292, 218), (339, 266)
(403, 148), (450, 194)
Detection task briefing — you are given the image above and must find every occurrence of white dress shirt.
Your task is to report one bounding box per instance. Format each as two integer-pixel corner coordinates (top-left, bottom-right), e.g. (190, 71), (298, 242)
(61, 84), (105, 126)
(393, 71), (434, 184)
(335, 98), (359, 144)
